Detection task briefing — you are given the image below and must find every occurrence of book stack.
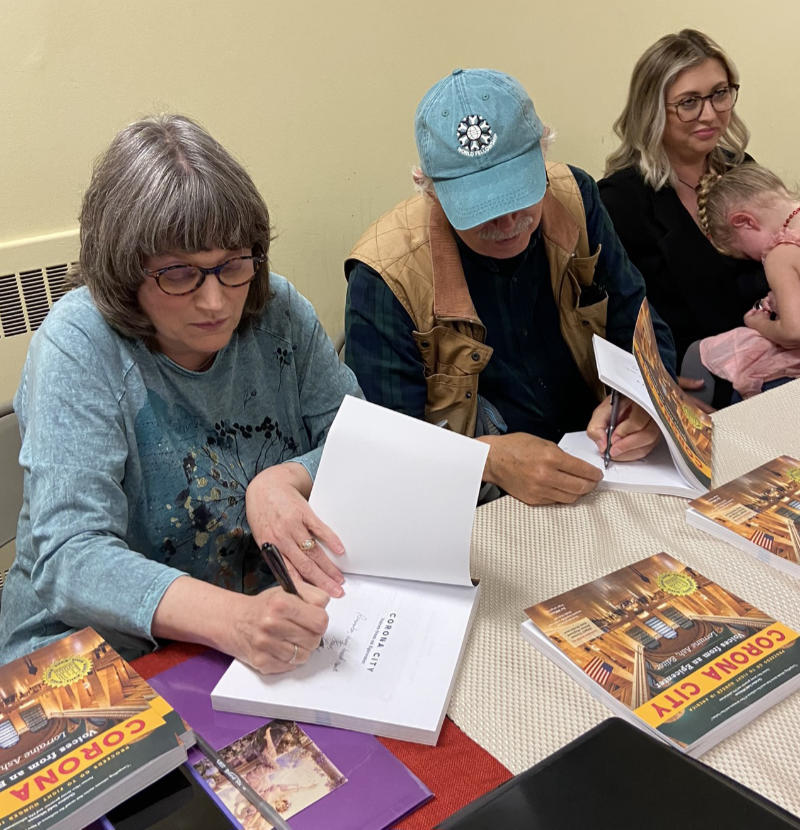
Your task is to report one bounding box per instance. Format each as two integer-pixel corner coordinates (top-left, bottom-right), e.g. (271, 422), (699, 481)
(0, 627), (191, 830)
(687, 455), (800, 579)
(521, 553), (800, 757)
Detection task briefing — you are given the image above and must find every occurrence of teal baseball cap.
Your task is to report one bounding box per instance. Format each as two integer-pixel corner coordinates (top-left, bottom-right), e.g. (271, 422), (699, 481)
(414, 68), (546, 231)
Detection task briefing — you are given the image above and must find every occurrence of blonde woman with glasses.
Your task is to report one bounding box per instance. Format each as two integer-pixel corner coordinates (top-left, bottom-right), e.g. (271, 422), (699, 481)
(599, 29), (768, 406)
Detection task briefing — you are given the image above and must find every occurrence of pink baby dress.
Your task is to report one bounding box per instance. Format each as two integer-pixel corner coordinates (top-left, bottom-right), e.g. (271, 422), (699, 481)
(699, 227), (800, 398)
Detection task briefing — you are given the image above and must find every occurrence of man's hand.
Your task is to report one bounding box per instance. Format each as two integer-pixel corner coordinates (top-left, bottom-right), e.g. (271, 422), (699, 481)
(478, 432), (603, 505)
(586, 395), (661, 462)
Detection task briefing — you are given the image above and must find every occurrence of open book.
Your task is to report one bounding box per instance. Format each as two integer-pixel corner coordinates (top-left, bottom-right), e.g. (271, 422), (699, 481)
(590, 299), (713, 497)
(212, 396), (488, 745)
(558, 430), (701, 498)
(687, 455), (800, 579)
(521, 553), (800, 757)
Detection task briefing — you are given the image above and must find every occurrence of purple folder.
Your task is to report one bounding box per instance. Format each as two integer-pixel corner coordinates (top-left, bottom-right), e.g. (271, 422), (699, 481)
(146, 650), (431, 829)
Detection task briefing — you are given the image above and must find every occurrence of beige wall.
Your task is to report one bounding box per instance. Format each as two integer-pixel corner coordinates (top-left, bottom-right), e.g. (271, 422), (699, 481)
(2, 1), (798, 336)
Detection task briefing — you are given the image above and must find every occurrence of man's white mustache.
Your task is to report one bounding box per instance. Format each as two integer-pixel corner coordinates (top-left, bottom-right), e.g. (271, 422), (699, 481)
(477, 215), (535, 241)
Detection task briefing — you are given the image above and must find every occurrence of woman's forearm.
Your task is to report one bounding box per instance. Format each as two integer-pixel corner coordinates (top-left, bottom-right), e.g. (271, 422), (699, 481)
(151, 574), (244, 654)
(151, 572), (330, 674)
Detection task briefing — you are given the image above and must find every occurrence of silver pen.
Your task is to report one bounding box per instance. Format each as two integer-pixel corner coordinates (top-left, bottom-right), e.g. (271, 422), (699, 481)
(194, 730), (292, 830)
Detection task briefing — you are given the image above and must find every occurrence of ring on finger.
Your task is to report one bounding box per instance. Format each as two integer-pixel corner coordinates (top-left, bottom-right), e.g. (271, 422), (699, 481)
(299, 538), (316, 552)
(288, 643), (299, 665)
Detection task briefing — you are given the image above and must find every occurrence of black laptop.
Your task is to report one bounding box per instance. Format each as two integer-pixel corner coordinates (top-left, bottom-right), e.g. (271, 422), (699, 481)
(436, 718), (800, 829)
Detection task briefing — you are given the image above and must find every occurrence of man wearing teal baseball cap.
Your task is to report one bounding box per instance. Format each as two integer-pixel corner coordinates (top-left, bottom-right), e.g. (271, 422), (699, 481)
(344, 68), (676, 505)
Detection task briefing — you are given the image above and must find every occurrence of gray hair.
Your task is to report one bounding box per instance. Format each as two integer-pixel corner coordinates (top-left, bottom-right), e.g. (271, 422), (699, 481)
(412, 126), (557, 199)
(604, 29), (749, 189)
(73, 114), (272, 339)
(697, 163), (796, 256)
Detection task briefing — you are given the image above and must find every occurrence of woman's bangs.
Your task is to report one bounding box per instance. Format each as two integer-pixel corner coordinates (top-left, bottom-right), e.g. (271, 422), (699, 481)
(142, 172), (252, 256)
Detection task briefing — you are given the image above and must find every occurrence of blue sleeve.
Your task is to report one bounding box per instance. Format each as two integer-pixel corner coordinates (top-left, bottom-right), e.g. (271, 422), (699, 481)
(15, 315), (183, 650)
(344, 261), (427, 419)
(278, 279), (363, 480)
(571, 166), (677, 376)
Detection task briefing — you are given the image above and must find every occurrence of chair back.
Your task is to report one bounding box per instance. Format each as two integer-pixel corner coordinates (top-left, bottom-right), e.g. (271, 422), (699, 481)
(0, 411), (22, 600)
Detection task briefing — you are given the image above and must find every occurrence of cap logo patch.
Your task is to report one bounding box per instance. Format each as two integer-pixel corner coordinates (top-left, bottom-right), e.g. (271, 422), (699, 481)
(456, 114), (496, 157)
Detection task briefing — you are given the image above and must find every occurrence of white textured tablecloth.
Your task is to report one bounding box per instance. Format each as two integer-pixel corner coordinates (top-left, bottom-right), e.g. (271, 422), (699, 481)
(450, 380), (800, 815)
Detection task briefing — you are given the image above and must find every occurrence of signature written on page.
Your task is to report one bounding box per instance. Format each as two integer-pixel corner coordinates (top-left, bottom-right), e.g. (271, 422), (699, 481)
(324, 611), (367, 671)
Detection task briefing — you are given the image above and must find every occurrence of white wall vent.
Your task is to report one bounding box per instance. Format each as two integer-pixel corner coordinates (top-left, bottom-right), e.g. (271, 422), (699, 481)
(0, 264), (73, 338)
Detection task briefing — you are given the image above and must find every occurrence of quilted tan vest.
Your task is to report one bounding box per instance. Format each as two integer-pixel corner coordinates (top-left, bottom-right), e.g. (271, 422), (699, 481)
(346, 162), (607, 436)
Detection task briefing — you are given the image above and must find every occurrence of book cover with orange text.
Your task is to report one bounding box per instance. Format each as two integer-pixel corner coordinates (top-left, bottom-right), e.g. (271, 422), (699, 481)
(521, 553), (800, 756)
(0, 628), (189, 830)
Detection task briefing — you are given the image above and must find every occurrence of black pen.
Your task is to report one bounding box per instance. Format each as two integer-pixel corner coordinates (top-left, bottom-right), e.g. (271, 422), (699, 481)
(194, 730), (292, 830)
(260, 542), (299, 595)
(603, 390), (621, 469)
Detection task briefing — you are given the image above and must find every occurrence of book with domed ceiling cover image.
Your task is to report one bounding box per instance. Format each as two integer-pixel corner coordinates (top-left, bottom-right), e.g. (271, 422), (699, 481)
(632, 300), (713, 488)
(589, 299), (712, 496)
(521, 553), (800, 757)
(0, 627), (191, 830)
(687, 455), (800, 579)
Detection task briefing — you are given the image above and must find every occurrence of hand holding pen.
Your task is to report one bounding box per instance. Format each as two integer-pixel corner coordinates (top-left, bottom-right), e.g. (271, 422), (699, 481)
(588, 391), (661, 466)
(261, 542), (328, 659)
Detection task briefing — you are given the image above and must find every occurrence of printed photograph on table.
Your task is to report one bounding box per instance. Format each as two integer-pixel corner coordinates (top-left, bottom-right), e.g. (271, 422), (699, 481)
(192, 720), (345, 829)
(633, 300), (713, 486)
(687, 455), (800, 577)
(522, 553), (800, 755)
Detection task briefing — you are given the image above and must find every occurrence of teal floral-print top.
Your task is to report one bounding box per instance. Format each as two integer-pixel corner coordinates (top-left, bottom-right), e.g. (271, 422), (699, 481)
(0, 277), (361, 663)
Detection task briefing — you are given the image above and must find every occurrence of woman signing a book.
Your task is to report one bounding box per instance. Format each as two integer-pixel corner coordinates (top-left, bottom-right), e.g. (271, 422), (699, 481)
(0, 115), (359, 672)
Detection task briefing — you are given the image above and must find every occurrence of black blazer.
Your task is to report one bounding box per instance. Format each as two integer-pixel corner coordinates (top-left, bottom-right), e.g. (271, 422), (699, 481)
(598, 165), (768, 364)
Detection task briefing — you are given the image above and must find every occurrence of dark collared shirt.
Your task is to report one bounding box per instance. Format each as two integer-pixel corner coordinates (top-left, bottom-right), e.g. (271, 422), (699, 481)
(345, 166), (676, 442)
